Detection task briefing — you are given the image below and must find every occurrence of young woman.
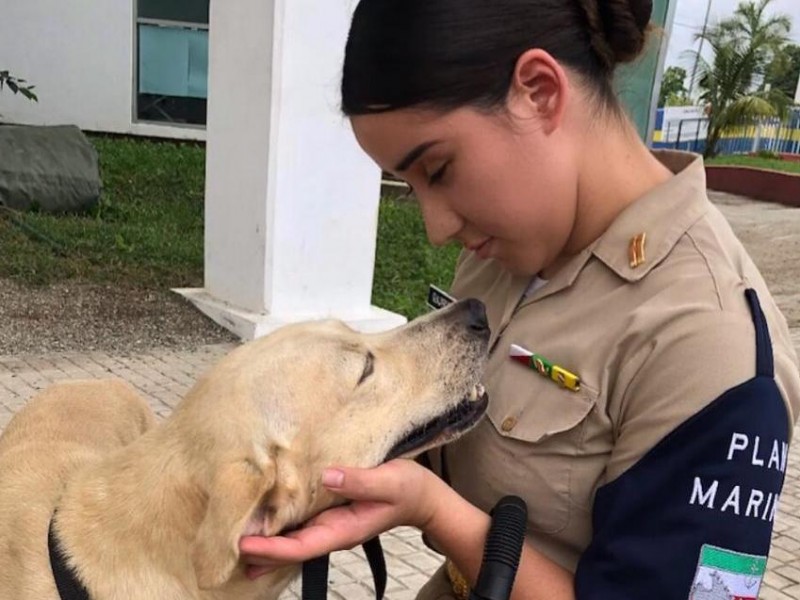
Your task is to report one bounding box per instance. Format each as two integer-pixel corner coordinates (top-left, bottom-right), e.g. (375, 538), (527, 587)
(240, 1), (800, 598)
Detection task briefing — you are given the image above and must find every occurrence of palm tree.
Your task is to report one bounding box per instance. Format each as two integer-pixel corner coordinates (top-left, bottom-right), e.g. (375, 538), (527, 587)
(690, 0), (792, 157)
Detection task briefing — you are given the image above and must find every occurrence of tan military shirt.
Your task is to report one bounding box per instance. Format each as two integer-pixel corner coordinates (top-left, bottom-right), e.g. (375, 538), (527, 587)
(419, 150), (800, 597)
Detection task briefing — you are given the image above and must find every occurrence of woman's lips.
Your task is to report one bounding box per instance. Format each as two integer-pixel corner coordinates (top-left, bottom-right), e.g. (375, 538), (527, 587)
(469, 238), (493, 259)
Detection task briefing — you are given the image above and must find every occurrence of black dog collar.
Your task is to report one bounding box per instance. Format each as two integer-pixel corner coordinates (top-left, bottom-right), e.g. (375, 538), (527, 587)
(48, 517), (91, 600)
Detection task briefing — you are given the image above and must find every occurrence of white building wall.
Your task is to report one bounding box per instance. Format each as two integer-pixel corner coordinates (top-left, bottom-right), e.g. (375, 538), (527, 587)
(0, 0), (204, 141)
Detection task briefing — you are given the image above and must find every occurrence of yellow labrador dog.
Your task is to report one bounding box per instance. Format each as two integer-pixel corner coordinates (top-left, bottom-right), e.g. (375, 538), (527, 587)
(0, 299), (489, 599)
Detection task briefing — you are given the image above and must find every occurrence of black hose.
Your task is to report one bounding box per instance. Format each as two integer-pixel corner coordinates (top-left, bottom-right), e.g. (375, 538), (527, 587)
(469, 496), (528, 600)
(0, 205), (67, 257)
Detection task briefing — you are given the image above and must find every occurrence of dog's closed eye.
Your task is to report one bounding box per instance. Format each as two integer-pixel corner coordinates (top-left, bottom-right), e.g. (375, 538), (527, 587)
(357, 351), (375, 386)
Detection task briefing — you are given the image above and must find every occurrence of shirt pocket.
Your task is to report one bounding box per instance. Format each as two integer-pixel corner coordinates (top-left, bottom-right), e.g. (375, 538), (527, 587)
(482, 359), (598, 534)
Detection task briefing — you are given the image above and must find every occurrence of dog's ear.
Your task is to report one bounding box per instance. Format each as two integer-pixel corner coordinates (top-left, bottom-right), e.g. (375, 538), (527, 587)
(192, 457), (276, 590)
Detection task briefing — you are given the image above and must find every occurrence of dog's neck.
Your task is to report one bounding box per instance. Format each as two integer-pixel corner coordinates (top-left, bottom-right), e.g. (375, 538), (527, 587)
(52, 422), (205, 596)
(51, 420), (296, 600)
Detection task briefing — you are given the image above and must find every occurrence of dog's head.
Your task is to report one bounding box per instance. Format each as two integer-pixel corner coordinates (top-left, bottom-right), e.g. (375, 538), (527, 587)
(177, 299), (490, 589)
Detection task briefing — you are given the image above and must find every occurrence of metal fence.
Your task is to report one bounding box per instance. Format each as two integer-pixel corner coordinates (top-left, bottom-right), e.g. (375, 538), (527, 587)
(651, 107), (800, 156)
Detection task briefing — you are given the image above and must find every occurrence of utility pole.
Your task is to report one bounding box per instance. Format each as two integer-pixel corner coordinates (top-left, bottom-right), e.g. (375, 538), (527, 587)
(795, 69), (800, 104)
(689, 0), (714, 101)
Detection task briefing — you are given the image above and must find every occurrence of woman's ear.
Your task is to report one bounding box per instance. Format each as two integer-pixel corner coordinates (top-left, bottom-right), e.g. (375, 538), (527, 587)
(507, 49), (570, 135)
(192, 458), (277, 590)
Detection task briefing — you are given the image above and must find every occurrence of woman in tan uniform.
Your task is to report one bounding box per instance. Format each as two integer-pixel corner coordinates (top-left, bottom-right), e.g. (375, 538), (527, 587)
(241, 1), (800, 598)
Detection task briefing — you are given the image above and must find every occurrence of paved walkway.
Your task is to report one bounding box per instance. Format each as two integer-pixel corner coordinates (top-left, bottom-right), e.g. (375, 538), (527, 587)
(2, 195), (800, 599)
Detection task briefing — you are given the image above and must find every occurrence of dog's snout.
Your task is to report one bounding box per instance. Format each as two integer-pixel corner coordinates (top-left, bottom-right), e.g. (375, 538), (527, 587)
(461, 298), (489, 336)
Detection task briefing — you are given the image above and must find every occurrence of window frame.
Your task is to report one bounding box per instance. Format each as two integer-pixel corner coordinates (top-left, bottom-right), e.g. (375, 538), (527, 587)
(132, 1), (210, 129)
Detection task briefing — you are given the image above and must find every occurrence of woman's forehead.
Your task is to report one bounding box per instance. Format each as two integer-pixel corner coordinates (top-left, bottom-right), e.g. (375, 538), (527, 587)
(351, 108), (497, 164)
(352, 108), (444, 138)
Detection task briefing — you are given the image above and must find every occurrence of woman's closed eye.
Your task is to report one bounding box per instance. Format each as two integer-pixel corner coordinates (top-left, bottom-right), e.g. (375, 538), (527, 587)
(399, 161), (449, 198)
(428, 162), (450, 186)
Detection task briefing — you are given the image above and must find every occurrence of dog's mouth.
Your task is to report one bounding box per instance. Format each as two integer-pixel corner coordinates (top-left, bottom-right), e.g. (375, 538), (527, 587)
(384, 384), (488, 462)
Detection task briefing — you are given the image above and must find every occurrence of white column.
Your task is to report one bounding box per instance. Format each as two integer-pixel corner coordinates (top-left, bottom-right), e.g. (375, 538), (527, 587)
(177, 0), (406, 340)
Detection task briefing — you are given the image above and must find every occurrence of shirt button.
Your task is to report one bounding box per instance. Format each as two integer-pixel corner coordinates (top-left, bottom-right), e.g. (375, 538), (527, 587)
(501, 417), (517, 432)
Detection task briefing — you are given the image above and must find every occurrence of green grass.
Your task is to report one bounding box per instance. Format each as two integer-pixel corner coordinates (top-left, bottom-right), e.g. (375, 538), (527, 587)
(707, 154), (800, 175)
(374, 198), (461, 318)
(0, 135), (459, 318)
(0, 136), (206, 286)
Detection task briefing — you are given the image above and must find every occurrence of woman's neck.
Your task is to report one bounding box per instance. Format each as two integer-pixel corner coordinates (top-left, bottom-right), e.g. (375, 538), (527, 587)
(542, 118), (673, 279)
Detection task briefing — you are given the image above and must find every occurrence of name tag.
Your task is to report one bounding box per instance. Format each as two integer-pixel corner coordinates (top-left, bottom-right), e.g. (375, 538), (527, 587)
(427, 285), (456, 311)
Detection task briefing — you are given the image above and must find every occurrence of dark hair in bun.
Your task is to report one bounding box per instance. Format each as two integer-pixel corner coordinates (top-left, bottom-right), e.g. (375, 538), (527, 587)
(577, 0), (653, 70)
(342, 0), (653, 116)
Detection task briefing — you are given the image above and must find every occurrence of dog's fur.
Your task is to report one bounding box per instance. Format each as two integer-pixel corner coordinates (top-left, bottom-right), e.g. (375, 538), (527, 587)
(0, 301), (488, 599)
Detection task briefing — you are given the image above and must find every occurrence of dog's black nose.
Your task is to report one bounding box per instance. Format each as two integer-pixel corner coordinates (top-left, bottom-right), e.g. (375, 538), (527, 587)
(463, 298), (489, 336)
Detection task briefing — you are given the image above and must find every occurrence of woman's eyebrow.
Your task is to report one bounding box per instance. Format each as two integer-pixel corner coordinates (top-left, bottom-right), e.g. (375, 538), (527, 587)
(394, 140), (444, 172)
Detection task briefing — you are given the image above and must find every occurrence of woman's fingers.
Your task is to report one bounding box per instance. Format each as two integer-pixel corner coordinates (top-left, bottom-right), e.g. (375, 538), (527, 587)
(239, 506), (374, 565)
(240, 526), (341, 563)
(322, 460), (419, 503)
(238, 459), (440, 582)
(322, 459), (445, 528)
(240, 534), (308, 562)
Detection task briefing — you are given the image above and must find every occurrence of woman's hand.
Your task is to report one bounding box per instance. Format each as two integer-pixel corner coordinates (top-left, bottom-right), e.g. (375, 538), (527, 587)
(239, 458), (451, 579)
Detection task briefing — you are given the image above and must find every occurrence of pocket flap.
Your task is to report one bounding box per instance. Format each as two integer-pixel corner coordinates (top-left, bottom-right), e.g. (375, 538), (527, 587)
(486, 364), (597, 443)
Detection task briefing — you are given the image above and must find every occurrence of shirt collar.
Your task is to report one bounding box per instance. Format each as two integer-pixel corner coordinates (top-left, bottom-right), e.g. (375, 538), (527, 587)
(590, 150), (710, 282)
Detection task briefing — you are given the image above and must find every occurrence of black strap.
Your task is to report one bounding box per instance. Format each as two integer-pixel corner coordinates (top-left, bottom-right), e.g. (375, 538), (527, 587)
(48, 517), (91, 600)
(363, 536), (387, 599)
(302, 537), (386, 600)
(302, 554), (330, 599)
(415, 450), (434, 471)
(745, 288), (774, 378)
(440, 445), (452, 486)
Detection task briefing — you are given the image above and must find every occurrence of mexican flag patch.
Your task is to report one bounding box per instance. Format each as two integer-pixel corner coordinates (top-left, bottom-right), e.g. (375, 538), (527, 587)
(690, 545), (766, 600)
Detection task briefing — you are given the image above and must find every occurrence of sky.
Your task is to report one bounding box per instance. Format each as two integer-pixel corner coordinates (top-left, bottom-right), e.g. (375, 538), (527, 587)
(665, 0), (800, 76)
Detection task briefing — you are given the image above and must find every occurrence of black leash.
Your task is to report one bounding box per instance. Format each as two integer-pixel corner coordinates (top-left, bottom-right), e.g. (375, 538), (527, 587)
(302, 536), (386, 599)
(48, 517), (91, 600)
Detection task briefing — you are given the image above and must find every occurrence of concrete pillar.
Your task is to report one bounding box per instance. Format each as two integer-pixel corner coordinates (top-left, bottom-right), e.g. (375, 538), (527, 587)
(177, 0), (406, 340)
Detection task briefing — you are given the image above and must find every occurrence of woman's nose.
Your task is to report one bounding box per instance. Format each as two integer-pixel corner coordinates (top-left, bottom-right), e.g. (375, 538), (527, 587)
(417, 194), (463, 247)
